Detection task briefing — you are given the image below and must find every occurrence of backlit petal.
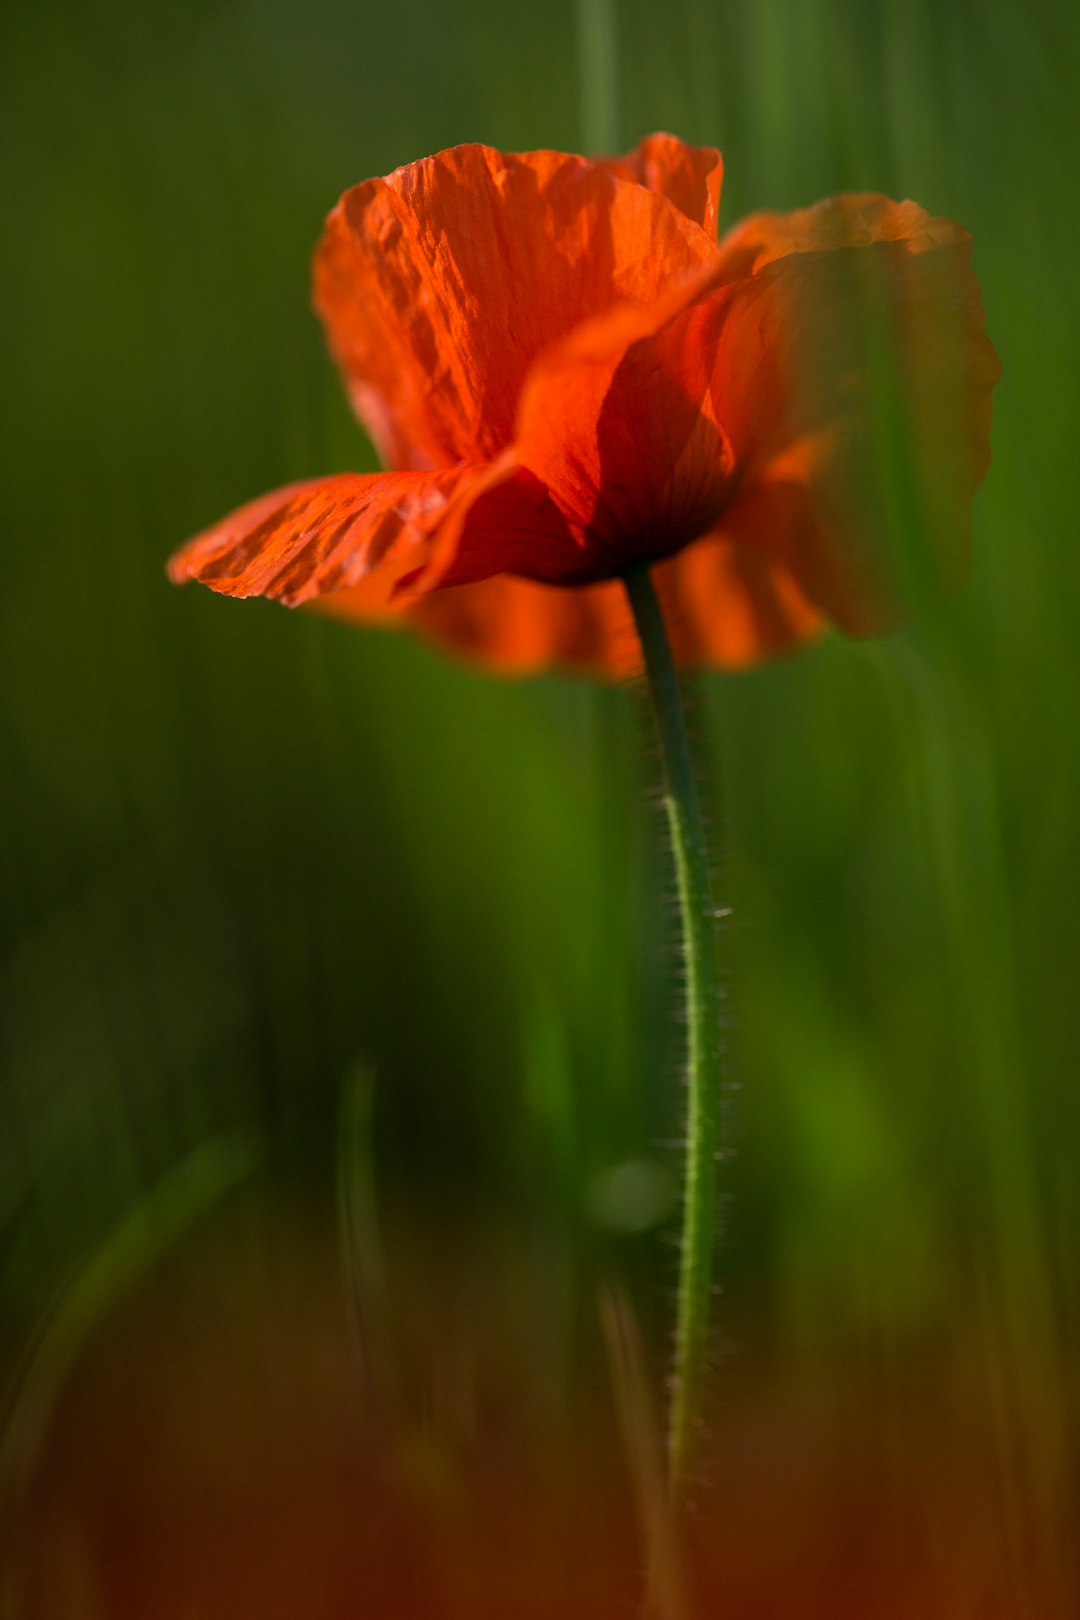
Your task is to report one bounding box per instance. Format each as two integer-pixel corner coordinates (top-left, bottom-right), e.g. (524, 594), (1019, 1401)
(714, 192), (971, 278)
(172, 146), (998, 676)
(404, 456), (584, 593)
(168, 470), (475, 609)
(353, 526), (821, 679)
(407, 576), (638, 677)
(699, 198), (1000, 631)
(313, 143), (719, 472)
(653, 522), (824, 668)
(601, 133), (723, 236)
(501, 262), (735, 581)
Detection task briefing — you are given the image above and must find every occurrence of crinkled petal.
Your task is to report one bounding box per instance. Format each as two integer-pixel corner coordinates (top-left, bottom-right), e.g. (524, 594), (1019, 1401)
(409, 191), (997, 619)
(485, 260), (735, 582)
(600, 133), (723, 237)
(313, 143), (720, 472)
(173, 174), (998, 676)
(168, 469), (479, 609)
(402, 454), (584, 594)
(402, 190), (998, 665)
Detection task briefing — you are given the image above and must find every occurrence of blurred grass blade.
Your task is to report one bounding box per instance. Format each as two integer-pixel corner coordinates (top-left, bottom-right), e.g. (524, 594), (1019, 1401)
(337, 1063), (399, 1408)
(576, 0), (620, 152)
(0, 1130), (260, 1534)
(600, 1285), (689, 1620)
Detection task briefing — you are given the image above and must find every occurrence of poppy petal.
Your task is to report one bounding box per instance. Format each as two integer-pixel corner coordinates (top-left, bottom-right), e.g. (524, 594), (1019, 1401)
(312, 143), (720, 473)
(401, 455), (585, 594)
(600, 133), (723, 236)
(714, 191), (973, 278)
(701, 196), (1000, 631)
(168, 470), (476, 609)
(407, 575), (637, 676)
(503, 264), (736, 580)
(653, 521), (824, 668)
(392, 521), (821, 679)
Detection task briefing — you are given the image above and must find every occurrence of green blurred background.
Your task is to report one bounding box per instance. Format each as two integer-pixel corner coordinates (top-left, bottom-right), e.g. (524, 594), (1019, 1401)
(2, 0), (1078, 1614)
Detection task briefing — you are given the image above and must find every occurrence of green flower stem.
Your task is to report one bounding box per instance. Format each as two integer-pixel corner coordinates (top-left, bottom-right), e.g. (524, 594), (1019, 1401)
(623, 560), (724, 1508)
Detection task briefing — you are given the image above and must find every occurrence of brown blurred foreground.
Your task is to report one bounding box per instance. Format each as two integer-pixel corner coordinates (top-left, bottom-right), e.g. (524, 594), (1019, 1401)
(5, 1194), (1075, 1620)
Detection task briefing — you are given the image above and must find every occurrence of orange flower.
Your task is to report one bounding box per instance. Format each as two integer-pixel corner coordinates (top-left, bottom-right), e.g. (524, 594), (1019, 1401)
(169, 134), (999, 677)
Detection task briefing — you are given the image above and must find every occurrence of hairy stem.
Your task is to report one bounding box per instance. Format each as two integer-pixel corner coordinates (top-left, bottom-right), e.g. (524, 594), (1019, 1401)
(624, 560), (724, 1509)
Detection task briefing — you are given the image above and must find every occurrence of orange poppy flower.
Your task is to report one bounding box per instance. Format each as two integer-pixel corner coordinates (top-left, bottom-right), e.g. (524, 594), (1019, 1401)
(169, 134), (999, 677)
